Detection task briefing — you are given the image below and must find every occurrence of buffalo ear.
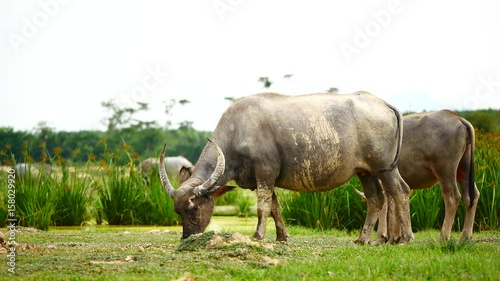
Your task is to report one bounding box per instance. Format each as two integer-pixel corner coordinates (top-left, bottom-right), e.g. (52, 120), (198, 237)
(212, 185), (236, 198)
(179, 166), (193, 184)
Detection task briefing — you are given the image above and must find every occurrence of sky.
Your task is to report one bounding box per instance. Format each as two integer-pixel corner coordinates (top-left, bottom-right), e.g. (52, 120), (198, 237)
(2, 0), (500, 132)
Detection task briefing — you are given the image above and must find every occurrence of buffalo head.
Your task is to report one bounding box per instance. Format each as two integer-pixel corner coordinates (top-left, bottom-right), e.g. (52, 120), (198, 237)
(158, 139), (232, 239)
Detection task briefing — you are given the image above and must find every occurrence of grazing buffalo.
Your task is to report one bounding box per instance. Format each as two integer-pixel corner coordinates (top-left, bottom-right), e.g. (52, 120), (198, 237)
(355, 110), (479, 241)
(141, 156), (193, 183)
(159, 92), (414, 244)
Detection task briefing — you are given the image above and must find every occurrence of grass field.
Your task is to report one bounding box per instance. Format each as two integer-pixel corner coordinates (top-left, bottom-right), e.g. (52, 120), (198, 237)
(2, 217), (499, 281)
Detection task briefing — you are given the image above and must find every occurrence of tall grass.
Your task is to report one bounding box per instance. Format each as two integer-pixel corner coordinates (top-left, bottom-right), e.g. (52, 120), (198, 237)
(216, 186), (256, 217)
(99, 165), (179, 226)
(146, 173), (180, 225)
(409, 188), (444, 231)
(279, 178), (367, 231)
(3, 161), (98, 230)
(52, 164), (98, 226)
(15, 172), (55, 230)
(0, 172), (9, 227)
(99, 167), (147, 225)
(469, 130), (499, 230)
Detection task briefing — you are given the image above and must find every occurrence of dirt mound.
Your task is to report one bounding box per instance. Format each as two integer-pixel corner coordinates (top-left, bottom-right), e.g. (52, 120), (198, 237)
(177, 231), (287, 267)
(177, 231), (274, 251)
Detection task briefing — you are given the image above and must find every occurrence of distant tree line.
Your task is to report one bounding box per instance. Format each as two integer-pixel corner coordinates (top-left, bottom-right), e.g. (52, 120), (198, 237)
(0, 101), (211, 167)
(2, 108), (497, 167)
(457, 109), (500, 133)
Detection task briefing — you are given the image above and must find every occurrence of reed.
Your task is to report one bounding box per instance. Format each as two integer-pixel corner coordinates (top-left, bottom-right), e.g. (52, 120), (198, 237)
(14, 171), (55, 230)
(51, 163), (98, 226)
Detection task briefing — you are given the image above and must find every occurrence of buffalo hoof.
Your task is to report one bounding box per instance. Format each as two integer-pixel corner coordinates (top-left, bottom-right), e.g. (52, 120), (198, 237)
(388, 235), (413, 244)
(353, 239), (370, 245)
(372, 237), (388, 246)
(253, 232), (265, 240)
(276, 235), (288, 242)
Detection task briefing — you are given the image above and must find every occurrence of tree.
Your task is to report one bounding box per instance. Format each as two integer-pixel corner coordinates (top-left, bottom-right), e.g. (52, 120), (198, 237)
(101, 101), (159, 132)
(327, 87), (339, 93)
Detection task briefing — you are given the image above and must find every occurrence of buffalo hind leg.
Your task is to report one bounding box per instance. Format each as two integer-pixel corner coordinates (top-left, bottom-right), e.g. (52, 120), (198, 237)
(377, 168), (414, 243)
(271, 191), (289, 241)
(458, 154), (480, 240)
(461, 183), (479, 240)
(437, 175), (461, 240)
(355, 173), (385, 245)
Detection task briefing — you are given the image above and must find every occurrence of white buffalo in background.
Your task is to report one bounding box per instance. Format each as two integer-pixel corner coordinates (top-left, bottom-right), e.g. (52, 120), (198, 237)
(14, 162), (52, 179)
(141, 156), (193, 184)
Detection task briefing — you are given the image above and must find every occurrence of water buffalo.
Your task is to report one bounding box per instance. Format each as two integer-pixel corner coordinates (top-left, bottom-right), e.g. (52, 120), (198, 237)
(355, 110), (479, 241)
(159, 92), (413, 244)
(14, 163), (52, 179)
(141, 156), (193, 183)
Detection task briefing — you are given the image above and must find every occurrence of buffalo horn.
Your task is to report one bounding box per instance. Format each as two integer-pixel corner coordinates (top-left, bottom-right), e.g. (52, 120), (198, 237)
(193, 139), (225, 196)
(159, 144), (175, 198)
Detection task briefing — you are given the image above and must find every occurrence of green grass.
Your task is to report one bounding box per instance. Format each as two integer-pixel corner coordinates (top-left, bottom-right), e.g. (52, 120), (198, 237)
(2, 225), (499, 280)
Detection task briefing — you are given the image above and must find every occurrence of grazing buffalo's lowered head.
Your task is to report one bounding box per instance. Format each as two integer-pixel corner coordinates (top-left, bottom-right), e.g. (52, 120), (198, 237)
(158, 139), (232, 239)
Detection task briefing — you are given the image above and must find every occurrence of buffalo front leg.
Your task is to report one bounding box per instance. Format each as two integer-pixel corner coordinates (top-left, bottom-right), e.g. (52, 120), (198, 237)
(377, 168), (414, 243)
(270, 191), (288, 241)
(355, 173), (385, 245)
(254, 180), (274, 240)
(377, 194), (390, 243)
(386, 195), (401, 243)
